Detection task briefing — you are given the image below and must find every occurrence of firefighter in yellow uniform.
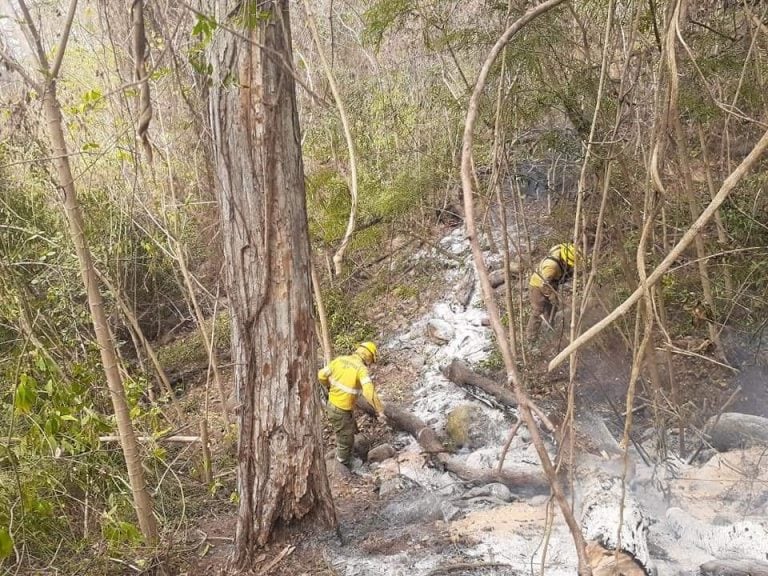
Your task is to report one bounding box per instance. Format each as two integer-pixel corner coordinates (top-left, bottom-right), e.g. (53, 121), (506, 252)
(317, 341), (385, 467)
(525, 243), (578, 341)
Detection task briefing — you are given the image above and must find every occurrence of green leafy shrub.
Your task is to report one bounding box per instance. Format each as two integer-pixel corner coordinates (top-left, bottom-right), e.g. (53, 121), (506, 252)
(323, 287), (377, 353)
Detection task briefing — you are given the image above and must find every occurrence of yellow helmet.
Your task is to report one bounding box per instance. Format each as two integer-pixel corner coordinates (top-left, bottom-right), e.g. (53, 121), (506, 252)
(356, 341), (378, 363)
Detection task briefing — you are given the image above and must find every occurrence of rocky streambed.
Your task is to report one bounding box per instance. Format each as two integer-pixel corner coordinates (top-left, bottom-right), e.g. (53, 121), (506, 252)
(325, 227), (768, 576)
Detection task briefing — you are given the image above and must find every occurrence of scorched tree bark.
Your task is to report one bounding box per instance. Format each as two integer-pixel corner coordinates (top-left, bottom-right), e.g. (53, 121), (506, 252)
(207, 0), (336, 567)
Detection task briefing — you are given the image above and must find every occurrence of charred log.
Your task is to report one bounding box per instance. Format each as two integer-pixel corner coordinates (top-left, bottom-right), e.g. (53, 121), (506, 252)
(442, 359), (518, 408)
(699, 559), (768, 576)
(357, 398), (547, 492)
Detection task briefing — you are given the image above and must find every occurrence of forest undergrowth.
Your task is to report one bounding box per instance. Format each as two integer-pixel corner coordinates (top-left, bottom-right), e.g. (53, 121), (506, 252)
(2, 0), (768, 573)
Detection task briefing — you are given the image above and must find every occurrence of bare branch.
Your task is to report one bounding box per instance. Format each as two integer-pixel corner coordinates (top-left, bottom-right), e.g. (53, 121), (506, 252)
(0, 43), (41, 89)
(131, 0), (154, 163)
(17, 0), (50, 71)
(50, 0), (79, 79)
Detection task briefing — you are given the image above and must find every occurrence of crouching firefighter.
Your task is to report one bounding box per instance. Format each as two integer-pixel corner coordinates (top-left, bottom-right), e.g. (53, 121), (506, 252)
(317, 341), (386, 468)
(525, 243), (579, 342)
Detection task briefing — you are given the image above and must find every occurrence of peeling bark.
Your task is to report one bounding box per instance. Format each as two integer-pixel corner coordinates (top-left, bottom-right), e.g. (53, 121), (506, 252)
(208, 0), (336, 564)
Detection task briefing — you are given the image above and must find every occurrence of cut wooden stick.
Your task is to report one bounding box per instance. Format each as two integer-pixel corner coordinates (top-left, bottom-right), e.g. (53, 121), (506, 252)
(258, 545), (295, 576)
(497, 419), (523, 474)
(99, 435), (201, 443)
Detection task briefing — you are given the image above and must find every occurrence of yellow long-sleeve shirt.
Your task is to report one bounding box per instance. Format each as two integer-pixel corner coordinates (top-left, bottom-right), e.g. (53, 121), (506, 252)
(529, 247), (566, 289)
(318, 353), (383, 413)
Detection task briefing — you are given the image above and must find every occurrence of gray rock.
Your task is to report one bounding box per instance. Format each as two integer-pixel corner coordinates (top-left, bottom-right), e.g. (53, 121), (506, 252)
(706, 412), (768, 452)
(488, 482), (513, 502)
(464, 496), (509, 508)
(435, 473), (462, 497)
(426, 319), (455, 343)
(367, 443), (396, 463)
(463, 485), (491, 499)
(378, 475), (421, 498)
(700, 559), (768, 576)
(462, 483), (513, 503)
(410, 355), (426, 370)
(353, 434), (373, 458)
(382, 492), (445, 523)
(326, 458), (352, 479)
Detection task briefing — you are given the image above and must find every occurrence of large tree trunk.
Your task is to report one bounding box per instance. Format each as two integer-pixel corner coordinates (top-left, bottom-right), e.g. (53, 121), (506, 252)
(208, 0), (336, 566)
(42, 83), (158, 543)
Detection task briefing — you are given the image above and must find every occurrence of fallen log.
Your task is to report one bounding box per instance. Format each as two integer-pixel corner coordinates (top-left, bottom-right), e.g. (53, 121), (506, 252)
(356, 397), (547, 492)
(440, 458), (547, 494)
(586, 541), (648, 576)
(453, 269), (475, 310)
(442, 359), (517, 408)
(574, 414), (651, 573)
(699, 559), (768, 576)
(578, 465), (651, 572)
(381, 403), (444, 454)
(489, 261), (522, 288)
(443, 359), (558, 434)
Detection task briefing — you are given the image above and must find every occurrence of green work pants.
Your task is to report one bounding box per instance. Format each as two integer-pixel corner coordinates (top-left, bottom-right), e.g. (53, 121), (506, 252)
(326, 403), (355, 466)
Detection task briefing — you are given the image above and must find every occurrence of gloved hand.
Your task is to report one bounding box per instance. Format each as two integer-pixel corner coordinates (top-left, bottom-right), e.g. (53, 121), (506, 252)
(377, 412), (387, 425)
(541, 284), (558, 300)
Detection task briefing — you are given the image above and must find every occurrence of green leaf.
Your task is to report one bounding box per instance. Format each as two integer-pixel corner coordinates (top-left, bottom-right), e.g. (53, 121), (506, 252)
(152, 427), (172, 439)
(232, 4), (270, 29)
(192, 13), (217, 39)
(14, 374), (37, 414)
(44, 416), (60, 436)
(0, 527), (13, 560)
(363, 0), (413, 48)
(82, 89), (102, 103)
